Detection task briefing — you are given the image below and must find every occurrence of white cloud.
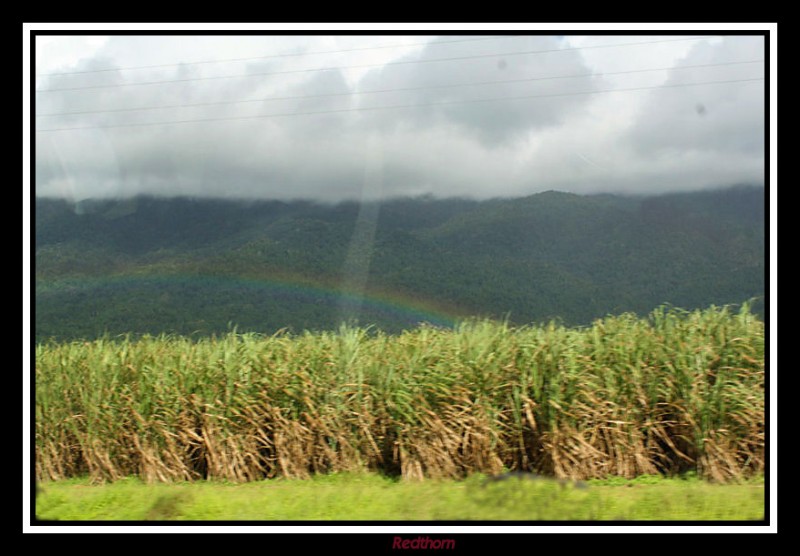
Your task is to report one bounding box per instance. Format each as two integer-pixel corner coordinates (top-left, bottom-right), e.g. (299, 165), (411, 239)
(33, 33), (767, 202)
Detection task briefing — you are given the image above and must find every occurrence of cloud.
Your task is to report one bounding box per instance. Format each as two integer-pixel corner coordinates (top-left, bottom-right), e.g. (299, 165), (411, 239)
(626, 36), (765, 158)
(354, 35), (603, 147)
(33, 34), (766, 202)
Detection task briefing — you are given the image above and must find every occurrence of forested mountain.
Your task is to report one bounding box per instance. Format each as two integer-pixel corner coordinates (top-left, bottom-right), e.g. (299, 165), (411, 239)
(34, 185), (765, 342)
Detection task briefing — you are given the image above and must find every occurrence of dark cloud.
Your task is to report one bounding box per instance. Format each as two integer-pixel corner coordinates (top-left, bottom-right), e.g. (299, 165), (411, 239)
(355, 35), (602, 147)
(626, 36), (765, 163)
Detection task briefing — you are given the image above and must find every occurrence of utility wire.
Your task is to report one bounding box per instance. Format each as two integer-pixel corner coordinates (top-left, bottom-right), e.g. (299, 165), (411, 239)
(35, 59), (763, 118)
(35, 36), (717, 93)
(35, 76), (764, 132)
(36, 35), (517, 76)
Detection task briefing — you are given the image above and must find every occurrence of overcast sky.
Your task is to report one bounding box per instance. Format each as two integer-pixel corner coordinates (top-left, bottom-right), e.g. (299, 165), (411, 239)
(31, 30), (767, 202)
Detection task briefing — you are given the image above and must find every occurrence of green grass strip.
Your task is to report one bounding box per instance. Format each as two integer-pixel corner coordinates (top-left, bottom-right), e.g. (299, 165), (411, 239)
(35, 473), (765, 521)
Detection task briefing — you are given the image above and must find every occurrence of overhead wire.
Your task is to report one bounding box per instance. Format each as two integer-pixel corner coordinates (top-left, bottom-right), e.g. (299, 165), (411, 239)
(35, 76), (765, 132)
(36, 35), (519, 76)
(35, 36), (719, 93)
(34, 34), (763, 133)
(35, 59), (764, 118)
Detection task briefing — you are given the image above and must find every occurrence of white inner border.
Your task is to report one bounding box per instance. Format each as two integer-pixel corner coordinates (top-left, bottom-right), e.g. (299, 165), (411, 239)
(23, 21), (777, 535)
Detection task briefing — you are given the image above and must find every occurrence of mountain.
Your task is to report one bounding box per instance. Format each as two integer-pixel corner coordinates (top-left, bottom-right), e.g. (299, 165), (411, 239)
(33, 185), (766, 342)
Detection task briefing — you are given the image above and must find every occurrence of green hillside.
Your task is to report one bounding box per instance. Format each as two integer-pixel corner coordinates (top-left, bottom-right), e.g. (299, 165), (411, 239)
(33, 185), (765, 342)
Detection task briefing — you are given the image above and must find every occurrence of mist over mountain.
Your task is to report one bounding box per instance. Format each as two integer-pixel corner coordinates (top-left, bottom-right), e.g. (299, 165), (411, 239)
(34, 184), (765, 341)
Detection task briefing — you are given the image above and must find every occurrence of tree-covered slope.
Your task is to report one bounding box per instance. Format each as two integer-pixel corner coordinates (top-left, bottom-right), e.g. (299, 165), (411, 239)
(33, 185), (765, 341)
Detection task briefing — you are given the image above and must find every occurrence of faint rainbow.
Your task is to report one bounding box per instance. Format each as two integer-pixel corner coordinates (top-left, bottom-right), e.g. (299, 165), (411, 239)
(36, 272), (461, 330)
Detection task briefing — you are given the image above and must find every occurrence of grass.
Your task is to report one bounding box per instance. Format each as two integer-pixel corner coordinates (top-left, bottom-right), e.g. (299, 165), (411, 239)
(34, 472), (765, 521)
(35, 303), (764, 484)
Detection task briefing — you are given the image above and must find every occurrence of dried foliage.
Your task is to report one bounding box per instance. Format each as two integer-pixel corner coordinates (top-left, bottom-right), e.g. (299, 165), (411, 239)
(35, 304), (765, 483)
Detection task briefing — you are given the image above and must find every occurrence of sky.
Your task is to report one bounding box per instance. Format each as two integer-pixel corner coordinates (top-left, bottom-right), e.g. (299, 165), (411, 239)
(30, 28), (768, 203)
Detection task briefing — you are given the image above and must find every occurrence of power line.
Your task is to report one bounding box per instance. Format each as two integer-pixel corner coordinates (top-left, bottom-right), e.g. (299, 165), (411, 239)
(35, 76), (764, 133)
(35, 36), (716, 93)
(36, 35), (517, 76)
(35, 59), (763, 118)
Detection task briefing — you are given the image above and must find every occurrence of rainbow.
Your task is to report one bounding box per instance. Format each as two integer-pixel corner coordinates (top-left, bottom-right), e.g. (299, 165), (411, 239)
(36, 272), (462, 331)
